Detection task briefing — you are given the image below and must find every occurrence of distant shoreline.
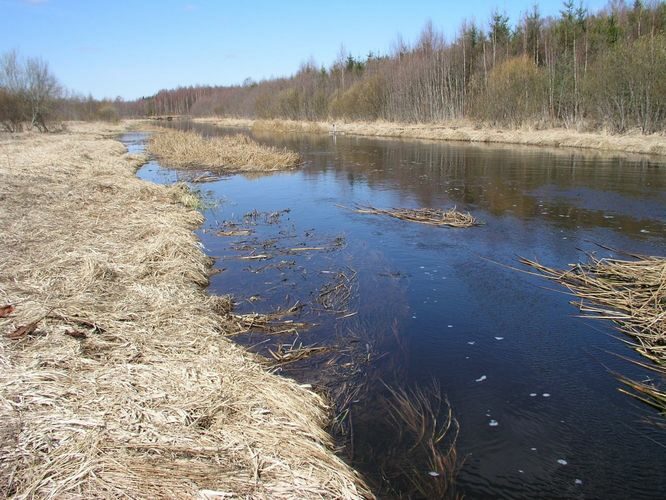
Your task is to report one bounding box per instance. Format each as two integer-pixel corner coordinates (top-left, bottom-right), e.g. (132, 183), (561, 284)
(191, 117), (666, 158)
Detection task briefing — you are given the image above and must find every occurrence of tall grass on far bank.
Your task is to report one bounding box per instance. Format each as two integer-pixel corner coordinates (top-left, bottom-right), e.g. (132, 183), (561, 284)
(252, 119), (327, 134)
(149, 128), (300, 172)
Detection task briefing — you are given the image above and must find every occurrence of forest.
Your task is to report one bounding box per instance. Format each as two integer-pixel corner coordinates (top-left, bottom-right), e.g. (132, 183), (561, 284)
(2, 0), (666, 133)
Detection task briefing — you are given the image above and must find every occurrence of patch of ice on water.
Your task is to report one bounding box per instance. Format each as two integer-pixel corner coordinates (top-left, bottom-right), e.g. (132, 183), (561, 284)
(489, 419), (499, 427)
(475, 375), (487, 382)
(557, 459), (568, 465)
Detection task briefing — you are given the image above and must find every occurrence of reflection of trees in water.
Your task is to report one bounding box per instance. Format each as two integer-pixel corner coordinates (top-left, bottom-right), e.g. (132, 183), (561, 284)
(291, 135), (664, 237)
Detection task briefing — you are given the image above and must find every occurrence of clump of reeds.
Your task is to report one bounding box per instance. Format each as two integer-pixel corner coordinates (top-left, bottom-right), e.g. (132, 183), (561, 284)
(521, 254), (665, 363)
(382, 382), (461, 499)
(229, 303), (311, 335)
(269, 339), (330, 366)
(252, 119), (327, 135)
(350, 205), (480, 228)
(148, 128), (301, 171)
(522, 253), (666, 416)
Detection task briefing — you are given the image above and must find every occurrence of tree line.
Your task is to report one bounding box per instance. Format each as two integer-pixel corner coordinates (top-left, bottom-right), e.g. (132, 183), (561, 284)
(2, 1), (665, 134)
(124, 0), (665, 133)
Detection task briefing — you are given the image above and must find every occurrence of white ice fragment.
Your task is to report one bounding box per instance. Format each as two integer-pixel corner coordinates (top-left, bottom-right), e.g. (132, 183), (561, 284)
(518, 469), (524, 474)
(494, 336), (504, 340)
(557, 459), (568, 465)
(475, 375), (487, 382)
(448, 324), (453, 328)
(530, 447), (537, 451)
(428, 471), (440, 477)
(412, 315), (417, 319)
(575, 479), (583, 485)
(467, 341), (476, 345)
(420, 266), (425, 269)
(529, 393), (537, 397)
(489, 419), (499, 427)
(542, 393), (551, 397)
(640, 229), (650, 233)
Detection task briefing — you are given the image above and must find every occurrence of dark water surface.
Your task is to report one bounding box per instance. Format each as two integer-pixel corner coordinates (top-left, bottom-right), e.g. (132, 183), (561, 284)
(127, 125), (665, 499)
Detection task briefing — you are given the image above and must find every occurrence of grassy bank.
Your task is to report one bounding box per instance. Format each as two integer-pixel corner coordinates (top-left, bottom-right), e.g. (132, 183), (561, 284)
(0, 122), (369, 498)
(195, 117), (666, 157)
(148, 128), (300, 171)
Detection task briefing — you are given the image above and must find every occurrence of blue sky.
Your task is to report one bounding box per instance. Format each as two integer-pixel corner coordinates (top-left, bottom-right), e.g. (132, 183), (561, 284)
(1, 0), (610, 99)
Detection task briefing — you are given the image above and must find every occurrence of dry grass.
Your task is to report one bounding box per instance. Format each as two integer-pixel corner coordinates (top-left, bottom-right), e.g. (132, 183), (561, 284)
(349, 205), (480, 228)
(521, 253), (666, 415)
(521, 254), (665, 363)
(252, 120), (327, 135)
(0, 122), (370, 498)
(195, 117), (666, 156)
(148, 128), (301, 172)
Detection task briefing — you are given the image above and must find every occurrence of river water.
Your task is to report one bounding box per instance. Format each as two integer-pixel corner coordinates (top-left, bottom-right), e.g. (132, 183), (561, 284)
(126, 124), (665, 499)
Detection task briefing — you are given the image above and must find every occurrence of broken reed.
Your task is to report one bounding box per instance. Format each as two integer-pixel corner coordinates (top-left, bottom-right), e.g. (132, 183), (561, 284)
(148, 128), (301, 171)
(351, 205), (480, 228)
(522, 254), (666, 413)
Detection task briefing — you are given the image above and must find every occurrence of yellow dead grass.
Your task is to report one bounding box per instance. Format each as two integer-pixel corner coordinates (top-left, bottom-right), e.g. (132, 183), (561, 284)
(0, 122), (370, 498)
(148, 128), (300, 171)
(196, 117), (666, 156)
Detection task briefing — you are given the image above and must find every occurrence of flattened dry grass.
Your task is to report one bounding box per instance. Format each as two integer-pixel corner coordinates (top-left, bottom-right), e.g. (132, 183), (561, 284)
(148, 128), (301, 172)
(0, 123), (370, 498)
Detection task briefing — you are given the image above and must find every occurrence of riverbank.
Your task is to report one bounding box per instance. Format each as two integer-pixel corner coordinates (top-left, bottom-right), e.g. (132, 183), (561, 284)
(0, 122), (369, 498)
(194, 117), (666, 157)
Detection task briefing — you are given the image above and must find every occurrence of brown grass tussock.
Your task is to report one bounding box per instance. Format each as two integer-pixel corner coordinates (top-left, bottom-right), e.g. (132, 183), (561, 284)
(149, 128), (301, 172)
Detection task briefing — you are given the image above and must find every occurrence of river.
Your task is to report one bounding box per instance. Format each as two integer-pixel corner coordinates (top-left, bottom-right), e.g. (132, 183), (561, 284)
(125, 123), (665, 499)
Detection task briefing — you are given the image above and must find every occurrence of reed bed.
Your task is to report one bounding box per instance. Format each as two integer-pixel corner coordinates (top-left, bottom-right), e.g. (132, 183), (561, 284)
(521, 254), (666, 415)
(521, 254), (665, 363)
(349, 205), (480, 228)
(0, 123), (370, 499)
(148, 128), (301, 172)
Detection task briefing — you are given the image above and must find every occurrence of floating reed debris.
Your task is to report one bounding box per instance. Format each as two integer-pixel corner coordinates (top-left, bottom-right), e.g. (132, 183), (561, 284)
(216, 228), (253, 237)
(149, 129), (301, 172)
(522, 253), (666, 418)
(269, 339), (330, 366)
(229, 303), (312, 335)
(615, 357), (666, 417)
(348, 204), (480, 228)
(521, 254), (666, 364)
(318, 268), (358, 315)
